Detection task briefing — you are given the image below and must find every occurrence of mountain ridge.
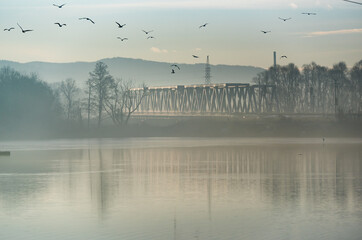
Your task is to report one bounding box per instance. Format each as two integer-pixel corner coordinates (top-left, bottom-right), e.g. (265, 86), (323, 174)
(0, 57), (265, 87)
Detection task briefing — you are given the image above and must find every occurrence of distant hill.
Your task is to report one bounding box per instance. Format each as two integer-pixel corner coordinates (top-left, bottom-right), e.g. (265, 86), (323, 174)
(0, 57), (264, 87)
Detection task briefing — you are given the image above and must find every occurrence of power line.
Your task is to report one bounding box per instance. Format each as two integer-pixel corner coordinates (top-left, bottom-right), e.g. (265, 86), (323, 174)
(342, 0), (362, 5)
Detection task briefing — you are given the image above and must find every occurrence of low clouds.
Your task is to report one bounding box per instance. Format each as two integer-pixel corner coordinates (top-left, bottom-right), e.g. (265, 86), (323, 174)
(306, 28), (362, 37)
(150, 47), (168, 53)
(289, 3), (298, 9)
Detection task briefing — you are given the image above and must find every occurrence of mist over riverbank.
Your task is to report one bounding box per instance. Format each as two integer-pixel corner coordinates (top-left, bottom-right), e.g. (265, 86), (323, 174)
(1, 60), (361, 141)
(1, 116), (361, 140)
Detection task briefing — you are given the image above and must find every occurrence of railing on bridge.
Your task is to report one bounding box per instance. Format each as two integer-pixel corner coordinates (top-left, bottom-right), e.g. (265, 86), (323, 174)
(130, 83), (279, 114)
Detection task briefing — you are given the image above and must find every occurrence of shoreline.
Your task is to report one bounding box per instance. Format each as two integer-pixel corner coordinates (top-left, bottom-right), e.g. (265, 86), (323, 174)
(1, 117), (361, 140)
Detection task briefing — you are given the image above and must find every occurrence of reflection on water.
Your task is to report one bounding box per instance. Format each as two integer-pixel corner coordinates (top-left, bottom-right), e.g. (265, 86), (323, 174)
(0, 139), (361, 240)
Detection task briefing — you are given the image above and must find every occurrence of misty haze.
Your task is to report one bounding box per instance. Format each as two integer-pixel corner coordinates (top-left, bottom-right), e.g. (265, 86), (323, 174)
(0, 1), (361, 240)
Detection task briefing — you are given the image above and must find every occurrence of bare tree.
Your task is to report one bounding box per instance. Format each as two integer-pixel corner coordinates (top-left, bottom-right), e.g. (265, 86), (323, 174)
(328, 62), (348, 115)
(58, 78), (80, 120)
(123, 81), (147, 125)
(302, 62), (330, 113)
(350, 60), (362, 114)
(104, 78), (125, 125)
(260, 64), (301, 113)
(85, 78), (94, 129)
(105, 78), (147, 126)
(88, 62), (114, 128)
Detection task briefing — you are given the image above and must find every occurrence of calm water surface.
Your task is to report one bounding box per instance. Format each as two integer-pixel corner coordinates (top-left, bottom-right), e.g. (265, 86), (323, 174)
(0, 138), (361, 240)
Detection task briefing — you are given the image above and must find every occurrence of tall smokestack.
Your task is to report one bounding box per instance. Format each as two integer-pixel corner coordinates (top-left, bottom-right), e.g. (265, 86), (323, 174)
(273, 51), (276, 68)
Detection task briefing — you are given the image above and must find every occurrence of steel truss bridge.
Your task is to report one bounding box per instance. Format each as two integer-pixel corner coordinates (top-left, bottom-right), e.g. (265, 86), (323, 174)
(130, 83), (279, 115)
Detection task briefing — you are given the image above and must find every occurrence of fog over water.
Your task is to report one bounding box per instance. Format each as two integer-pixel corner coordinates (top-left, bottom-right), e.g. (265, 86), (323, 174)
(0, 138), (361, 240)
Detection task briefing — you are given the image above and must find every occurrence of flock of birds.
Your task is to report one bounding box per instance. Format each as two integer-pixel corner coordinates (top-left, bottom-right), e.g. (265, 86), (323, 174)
(2, 3), (216, 74)
(3, 1), (362, 74)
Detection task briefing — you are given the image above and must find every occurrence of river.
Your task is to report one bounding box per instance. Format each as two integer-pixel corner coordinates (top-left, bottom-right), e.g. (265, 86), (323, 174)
(0, 138), (361, 240)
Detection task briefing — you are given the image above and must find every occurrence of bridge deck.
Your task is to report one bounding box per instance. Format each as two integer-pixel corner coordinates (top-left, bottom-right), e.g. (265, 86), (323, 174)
(131, 83), (276, 91)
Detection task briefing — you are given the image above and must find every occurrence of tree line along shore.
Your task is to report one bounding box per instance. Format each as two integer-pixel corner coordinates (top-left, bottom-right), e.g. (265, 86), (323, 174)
(0, 60), (361, 139)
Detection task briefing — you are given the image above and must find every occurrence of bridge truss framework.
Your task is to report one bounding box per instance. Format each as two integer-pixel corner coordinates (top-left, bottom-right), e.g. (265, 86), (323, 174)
(130, 83), (279, 114)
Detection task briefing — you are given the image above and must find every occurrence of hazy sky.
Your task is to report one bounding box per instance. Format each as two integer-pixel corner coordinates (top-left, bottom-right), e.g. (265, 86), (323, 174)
(0, 0), (361, 68)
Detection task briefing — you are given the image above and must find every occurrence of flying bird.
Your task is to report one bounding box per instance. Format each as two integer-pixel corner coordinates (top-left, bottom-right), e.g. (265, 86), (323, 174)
(199, 23), (208, 28)
(192, 55), (199, 58)
(117, 37), (128, 41)
(115, 22), (126, 28)
(17, 23), (33, 33)
(261, 30), (271, 34)
(147, 36), (155, 39)
(280, 55), (287, 59)
(302, 12), (317, 15)
(342, 0), (362, 5)
(279, 17), (291, 21)
(79, 17), (95, 24)
(4, 27), (15, 31)
(142, 30), (153, 34)
(171, 64), (180, 70)
(53, 3), (66, 8)
(54, 23), (66, 27)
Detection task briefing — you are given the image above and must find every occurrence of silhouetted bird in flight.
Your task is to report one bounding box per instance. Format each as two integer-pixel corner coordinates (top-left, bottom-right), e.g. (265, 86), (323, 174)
(115, 22), (126, 28)
(302, 12), (317, 15)
(171, 69), (175, 74)
(54, 23), (66, 27)
(142, 30), (153, 34)
(192, 55), (199, 58)
(280, 55), (287, 59)
(261, 30), (271, 34)
(17, 23), (33, 33)
(199, 23), (208, 28)
(147, 36), (155, 39)
(79, 17), (95, 24)
(4, 27), (15, 31)
(53, 3), (66, 8)
(117, 37), (128, 41)
(342, 0), (362, 5)
(279, 17), (291, 21)
(171, 64), (180, 70)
